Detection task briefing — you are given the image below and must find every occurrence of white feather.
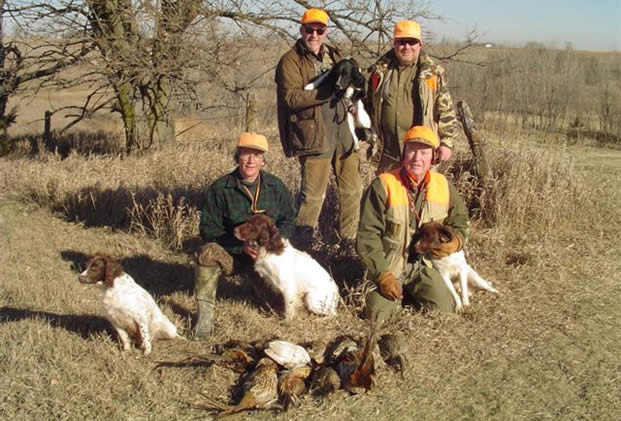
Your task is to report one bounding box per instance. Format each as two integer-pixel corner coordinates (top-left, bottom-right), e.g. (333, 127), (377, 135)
(264, 340), (311, 369)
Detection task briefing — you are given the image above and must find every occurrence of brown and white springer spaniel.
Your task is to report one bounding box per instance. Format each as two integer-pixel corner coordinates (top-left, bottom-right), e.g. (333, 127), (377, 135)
(233, 214), (339, 320)
(78, 254), (181, 355)
(413, 222), (499, 312)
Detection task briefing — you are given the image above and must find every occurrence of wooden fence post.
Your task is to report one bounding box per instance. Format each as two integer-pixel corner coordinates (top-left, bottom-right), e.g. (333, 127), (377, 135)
(456, 100), (490, 185)
(43, 110), (55, 153)
(245, 92), (258, 132)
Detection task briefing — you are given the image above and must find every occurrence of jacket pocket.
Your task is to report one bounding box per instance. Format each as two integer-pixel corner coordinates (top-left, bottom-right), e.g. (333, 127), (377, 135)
(289, 108), (320, 153)
(382, 216), (402, 252)
(385, 216), (402, 237)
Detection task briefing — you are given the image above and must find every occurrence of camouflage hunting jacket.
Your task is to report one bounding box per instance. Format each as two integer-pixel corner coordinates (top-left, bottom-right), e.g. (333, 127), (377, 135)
(199, 169), (296, 256)
(275, 39), (342, 157)
(366, 50), (458, 165)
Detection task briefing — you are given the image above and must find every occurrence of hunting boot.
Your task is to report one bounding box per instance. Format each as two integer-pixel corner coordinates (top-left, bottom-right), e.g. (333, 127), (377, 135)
(192, 243), (233, 339)
(192, 263), (220, 339)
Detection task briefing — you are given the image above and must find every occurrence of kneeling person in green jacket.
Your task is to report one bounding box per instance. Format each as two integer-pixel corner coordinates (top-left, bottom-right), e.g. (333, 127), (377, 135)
(357, 126), (470, 321)
(193, 132), (296, 338)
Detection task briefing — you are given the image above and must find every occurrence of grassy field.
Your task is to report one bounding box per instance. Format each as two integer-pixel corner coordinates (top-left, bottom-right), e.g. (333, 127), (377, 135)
(1, 118), (620, 420)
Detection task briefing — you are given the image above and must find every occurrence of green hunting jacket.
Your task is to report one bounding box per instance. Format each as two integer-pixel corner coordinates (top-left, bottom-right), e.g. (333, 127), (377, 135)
(275, 39), (342, 157)
(199, 169), (296, 256)
(357, 170), (470, 284)
(366, 50), (458, 165)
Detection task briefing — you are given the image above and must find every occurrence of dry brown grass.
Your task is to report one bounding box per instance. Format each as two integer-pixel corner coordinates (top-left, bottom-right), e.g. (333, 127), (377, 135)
(1, 122), (620, 420)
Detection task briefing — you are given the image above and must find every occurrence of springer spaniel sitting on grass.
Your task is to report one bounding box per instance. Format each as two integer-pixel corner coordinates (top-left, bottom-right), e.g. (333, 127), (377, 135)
(234, 214), (340, 320)
(78, 254), (181, 355)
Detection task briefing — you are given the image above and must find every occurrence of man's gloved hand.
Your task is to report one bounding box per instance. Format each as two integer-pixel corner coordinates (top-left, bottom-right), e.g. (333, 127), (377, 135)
(430, 232), (462, 258)
(377, 271), (403, 301)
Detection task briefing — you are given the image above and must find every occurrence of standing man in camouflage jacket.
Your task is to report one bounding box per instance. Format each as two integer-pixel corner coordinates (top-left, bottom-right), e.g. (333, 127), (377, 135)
(193, 132), (296, 338)
(366, 20), (459, 174)
(275, 8), (363, 249)
(357, 126), (470, 322)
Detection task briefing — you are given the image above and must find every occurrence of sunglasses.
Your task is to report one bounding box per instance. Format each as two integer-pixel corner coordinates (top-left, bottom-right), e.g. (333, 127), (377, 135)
(396, 38), (420, 47)
(303, 25), (326, 35)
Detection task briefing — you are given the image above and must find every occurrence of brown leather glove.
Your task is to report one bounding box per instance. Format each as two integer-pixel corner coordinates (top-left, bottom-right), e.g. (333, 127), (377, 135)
(430, 231), (463, 258)
(377, 271), (403, 301)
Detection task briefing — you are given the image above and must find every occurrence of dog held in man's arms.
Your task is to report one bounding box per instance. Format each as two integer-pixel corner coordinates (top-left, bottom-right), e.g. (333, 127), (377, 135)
(304, 57), (377, 153)
(234, 214), (340, 320)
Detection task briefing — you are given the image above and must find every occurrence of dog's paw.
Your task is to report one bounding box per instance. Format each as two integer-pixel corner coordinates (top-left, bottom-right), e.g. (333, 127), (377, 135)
(482, 284), (499, 294)
(454, 301), (464, 313)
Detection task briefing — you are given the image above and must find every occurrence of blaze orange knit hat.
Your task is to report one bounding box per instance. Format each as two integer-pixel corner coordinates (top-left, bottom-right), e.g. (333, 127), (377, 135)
(394, 20), (421, 40)
(403, 126), (439, 149)
(301, 9), (329, 26)
(237, 132), (268, 152)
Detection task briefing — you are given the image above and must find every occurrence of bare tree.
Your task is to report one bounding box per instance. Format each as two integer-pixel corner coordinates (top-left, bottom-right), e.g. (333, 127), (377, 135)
(0, 0), (91, 150)
(7, 0), (455, 152)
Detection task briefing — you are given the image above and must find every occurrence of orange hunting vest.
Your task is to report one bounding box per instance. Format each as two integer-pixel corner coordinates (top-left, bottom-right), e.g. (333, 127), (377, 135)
(378, 168), (450, 275)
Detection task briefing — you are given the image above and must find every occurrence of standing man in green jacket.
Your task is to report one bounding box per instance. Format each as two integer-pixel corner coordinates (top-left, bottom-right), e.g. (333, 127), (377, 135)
(275, 8), (363, 249)
(366, 20), (459, 174)
(357, 126), (470, 322)
(193, 132), (296, 338)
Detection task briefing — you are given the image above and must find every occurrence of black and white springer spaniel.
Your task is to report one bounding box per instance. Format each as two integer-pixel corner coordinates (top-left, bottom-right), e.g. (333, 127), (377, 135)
(304, 57), (376, 152)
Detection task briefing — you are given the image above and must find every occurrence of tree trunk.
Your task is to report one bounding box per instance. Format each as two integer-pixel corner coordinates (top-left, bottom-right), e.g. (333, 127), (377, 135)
(246, 92), (258, 132)
(145, 76), (175, 147)
(456, 100), (491, 185)
(117, 82), (137, 153)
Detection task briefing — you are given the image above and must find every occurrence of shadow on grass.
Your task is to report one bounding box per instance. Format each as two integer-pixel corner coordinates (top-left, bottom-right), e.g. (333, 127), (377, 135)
(60, 249), (280, 318)
(61, 249), (194, 298)
(0, 306), (114, 339)
(154, 357), (216, 370)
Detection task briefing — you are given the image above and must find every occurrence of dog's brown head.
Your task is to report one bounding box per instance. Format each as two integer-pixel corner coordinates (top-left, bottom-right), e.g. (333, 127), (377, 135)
(411, 222), (457, 254)
(233, 214), (285, 255)
(78, 254), (123, 287)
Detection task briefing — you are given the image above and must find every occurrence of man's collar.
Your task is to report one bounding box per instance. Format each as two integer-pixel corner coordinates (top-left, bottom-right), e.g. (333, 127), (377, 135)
(225, 169), (275, 188)
(400, 167), (431, 190)
(296, 38), (327, 59)
(393, 54), (419, 70)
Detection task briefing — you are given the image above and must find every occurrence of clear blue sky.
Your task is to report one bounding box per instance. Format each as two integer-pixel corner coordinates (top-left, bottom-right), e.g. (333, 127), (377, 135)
(424, 0), (621, 51)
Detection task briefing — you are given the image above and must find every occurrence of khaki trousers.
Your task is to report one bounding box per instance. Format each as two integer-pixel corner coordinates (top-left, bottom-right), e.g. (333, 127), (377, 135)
(296, 149), (362, 240)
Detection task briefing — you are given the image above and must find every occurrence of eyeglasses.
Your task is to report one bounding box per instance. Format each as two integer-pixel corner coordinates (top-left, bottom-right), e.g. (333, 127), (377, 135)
(396, 38), (420, 47)
(303, 25), (326, 35)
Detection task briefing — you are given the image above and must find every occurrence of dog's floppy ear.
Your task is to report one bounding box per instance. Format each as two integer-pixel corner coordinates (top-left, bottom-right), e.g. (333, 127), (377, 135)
(438, 225), (455, 243)
(266, 223), (284, 253)
(261, 224), (285, 254)
(256, 226), (271, 247)
(103, 256), (123, 286)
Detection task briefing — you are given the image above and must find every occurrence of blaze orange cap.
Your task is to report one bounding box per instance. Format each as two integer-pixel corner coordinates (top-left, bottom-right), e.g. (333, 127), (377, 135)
(403, 126), (439, 149)
(394, 20), (421, 40)
(301, 9), (329, 26)
(237, 132), (268, 152)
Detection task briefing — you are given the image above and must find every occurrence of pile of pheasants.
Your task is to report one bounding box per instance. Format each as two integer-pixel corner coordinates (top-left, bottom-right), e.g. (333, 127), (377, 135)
(180, 323), (407, 419)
